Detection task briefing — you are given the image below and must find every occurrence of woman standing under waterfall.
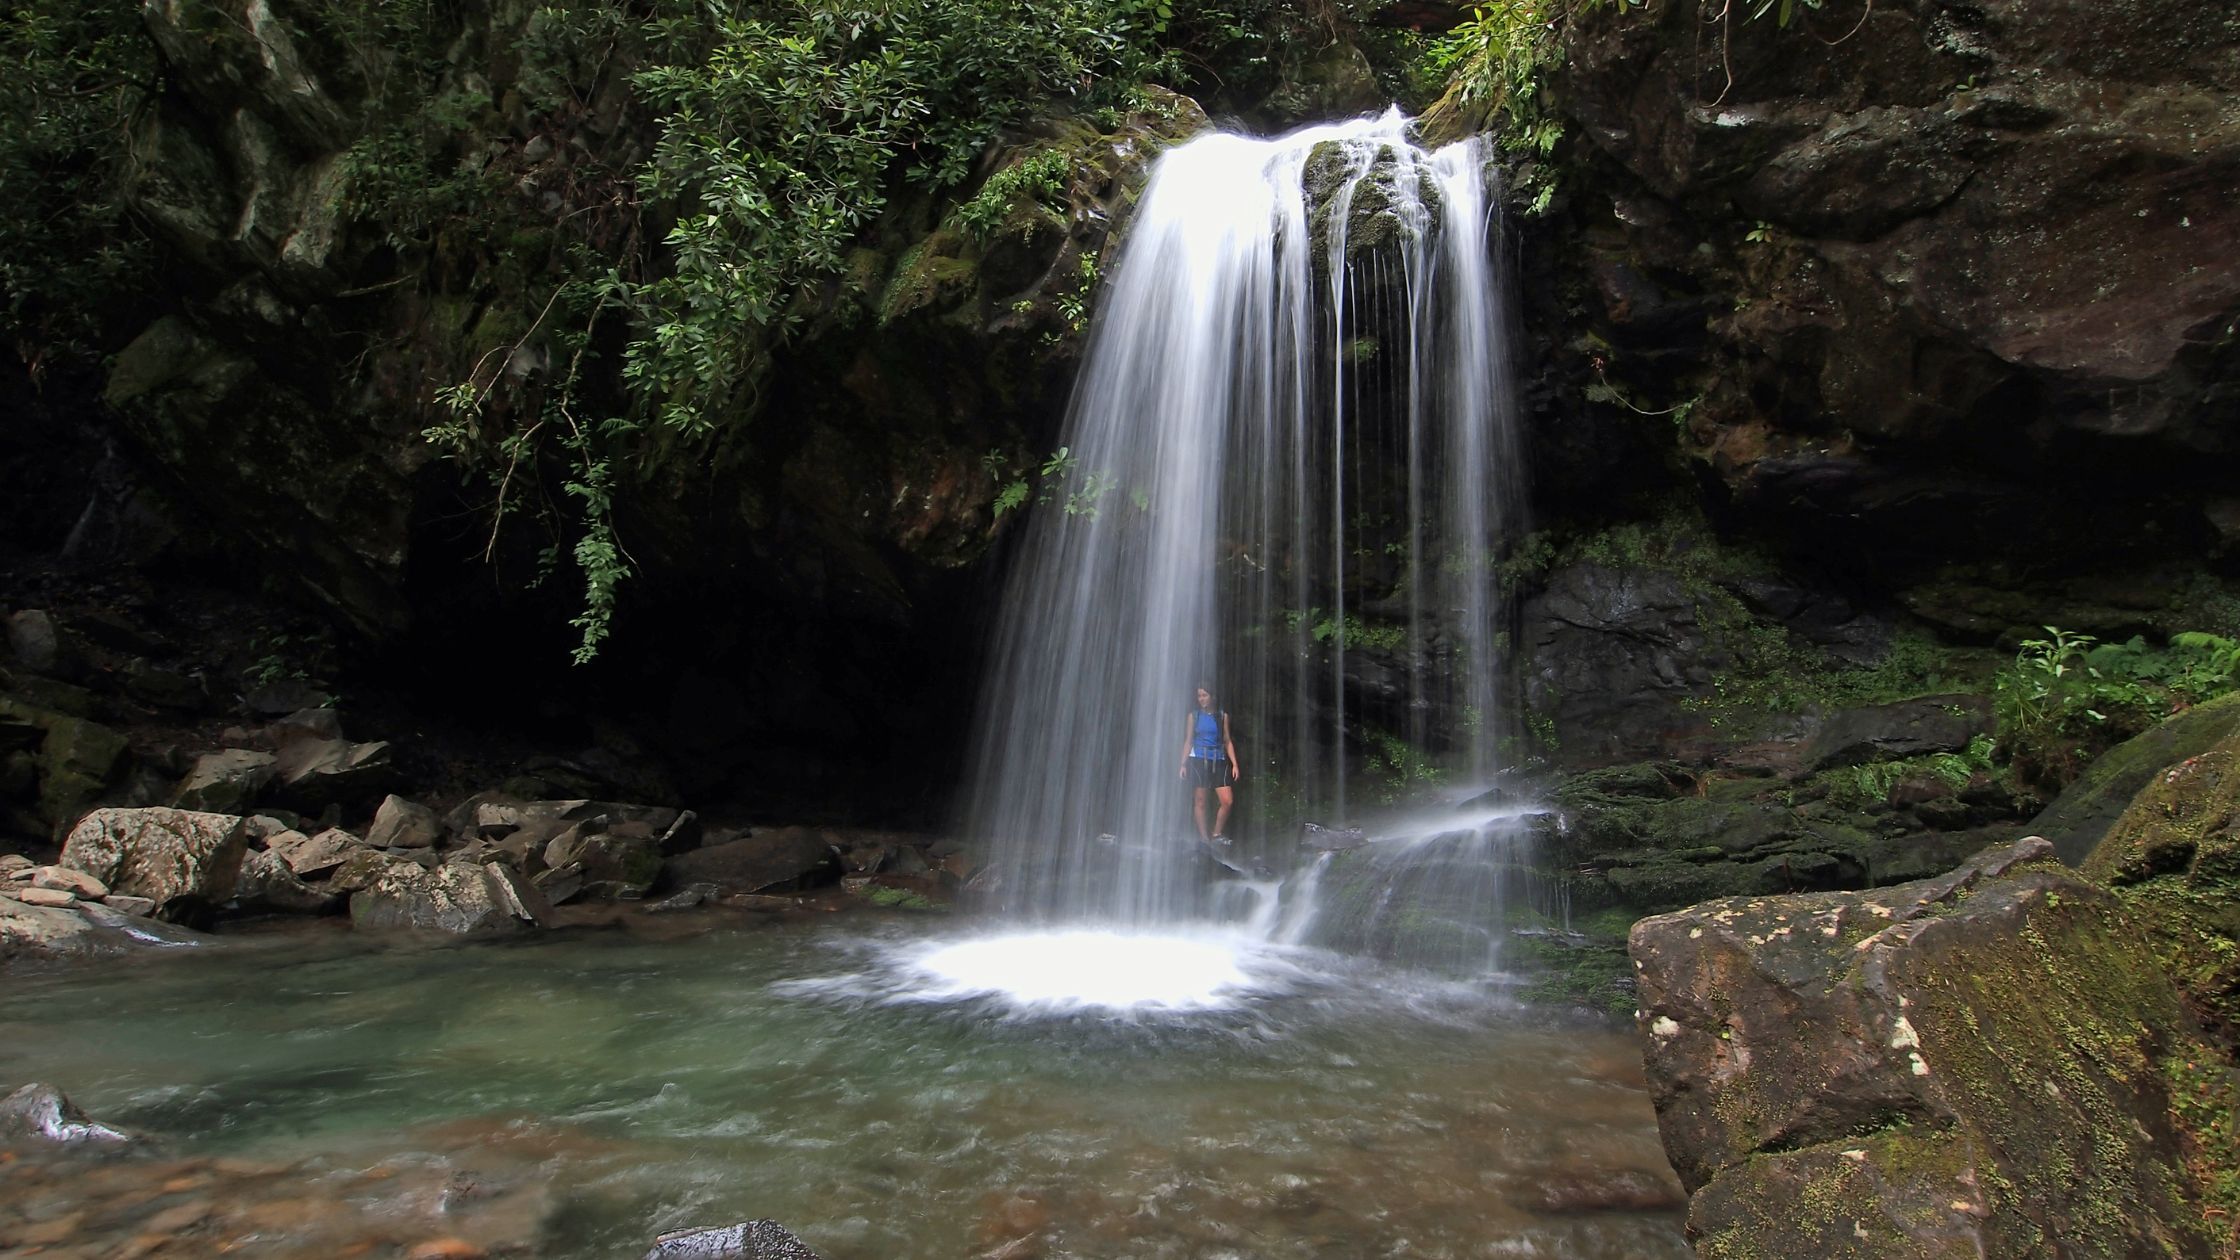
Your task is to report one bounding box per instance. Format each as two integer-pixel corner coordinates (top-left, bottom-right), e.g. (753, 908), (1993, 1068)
(1180, 684), (1240, 844)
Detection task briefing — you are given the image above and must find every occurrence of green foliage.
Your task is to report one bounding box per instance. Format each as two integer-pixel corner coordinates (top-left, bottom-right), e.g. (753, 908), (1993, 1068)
(0, 1), (154, 368)
(1819, 735), (1995, 810)
(418, 0), (1172, 661)
(1994, 627), (2240, 788)
(625, 0), (1159, 433)
(2163, 1052), (2240, 1241)
(1746, 0), (1824, 28)
(1361, 728), (1444, 804)
(1054, 248), (1101, 332)
(861, 883), (948, 911)
(985, 444), (1129, 520)
(1423, 1), (1576, 156)
(1274, 608), (1409, 654)
(241, 627), (338, 692)
(956, 149), (1073, 241)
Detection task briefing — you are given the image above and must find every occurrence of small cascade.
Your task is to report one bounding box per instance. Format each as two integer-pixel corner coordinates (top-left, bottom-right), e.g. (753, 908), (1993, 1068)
(962, 109), (1529, 971)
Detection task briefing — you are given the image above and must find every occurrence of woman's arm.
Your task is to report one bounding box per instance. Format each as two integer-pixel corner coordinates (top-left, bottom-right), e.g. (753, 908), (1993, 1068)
(1223, 712), (1240, 783)
(1180, 715), (1193, 778)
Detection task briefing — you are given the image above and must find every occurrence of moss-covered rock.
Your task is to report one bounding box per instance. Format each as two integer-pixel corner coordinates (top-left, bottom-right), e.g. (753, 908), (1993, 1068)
(1634, 836), (2229, 1259)
(2039, 691), (2240, 866)
(0, 695), (129, 842)
(2083, 722), (2240, 1055)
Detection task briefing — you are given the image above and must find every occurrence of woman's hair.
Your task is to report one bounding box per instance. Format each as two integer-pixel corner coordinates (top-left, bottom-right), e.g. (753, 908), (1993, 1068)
(1193, 681), (1215, 707)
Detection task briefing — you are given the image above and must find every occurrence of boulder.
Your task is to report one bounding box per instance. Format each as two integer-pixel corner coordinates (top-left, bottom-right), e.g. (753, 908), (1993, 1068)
(0, 1083), (132, 1146)
(664, 828), (841, 896)
(0, 695), (129, 835)
(60, 807), (249, 924)
(2032, 690), (2240, 865)
(543, 823), (661, 901)
(366, 793), (441, 849)
(269, 732), (394, 808)
(325, 847), (396, 894)
(122, 659), (207, 711)
(6, 611), (63, 674)
(1632, 836), (2223, 1258)
(349, 859), (553, 935)
(644, 1220), (821, 1260)
(11, 886), (78, 908)
(2082, 725), (2240, 1052)
(172, 748), (280, 813)
(0, 896), (98, 960)
(268, 825), (363, 877)
(0, 894), (202, 963)
(645, 882), (719, 913)
(234, 847), (343, 915)
(1799, 694), (1989, 773)
(26, 865), (107, 898)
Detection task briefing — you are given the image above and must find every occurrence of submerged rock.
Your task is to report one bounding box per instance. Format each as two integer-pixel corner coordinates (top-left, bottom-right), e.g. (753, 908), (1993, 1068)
(0, 894), (203, 963)
(643, 1220), (820, 1260)
(0, 1083), (132, 1146)
(1632, 836), (2224, 1258)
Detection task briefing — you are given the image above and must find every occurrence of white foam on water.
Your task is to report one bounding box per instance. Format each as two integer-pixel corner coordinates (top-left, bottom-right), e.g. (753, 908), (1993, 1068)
(906, 930), (1259, 1012)
(778, 927), (1343, 1019)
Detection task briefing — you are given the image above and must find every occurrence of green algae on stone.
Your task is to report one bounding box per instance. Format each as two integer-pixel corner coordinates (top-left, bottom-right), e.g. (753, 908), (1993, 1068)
(2083, 723), (2240, 1055)
(1632, 837), (2226, 1258)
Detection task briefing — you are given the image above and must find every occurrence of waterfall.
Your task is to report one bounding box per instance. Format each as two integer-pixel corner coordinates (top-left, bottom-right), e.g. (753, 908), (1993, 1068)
(962, 110), (1526, 958)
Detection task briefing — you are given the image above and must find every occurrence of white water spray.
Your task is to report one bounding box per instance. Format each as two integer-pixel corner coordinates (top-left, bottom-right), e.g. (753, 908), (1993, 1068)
(956, 110), (1528, 991)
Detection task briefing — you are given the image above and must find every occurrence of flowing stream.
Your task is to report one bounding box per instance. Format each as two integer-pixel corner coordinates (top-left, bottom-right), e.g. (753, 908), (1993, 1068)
(0, 919), (1685, 1258)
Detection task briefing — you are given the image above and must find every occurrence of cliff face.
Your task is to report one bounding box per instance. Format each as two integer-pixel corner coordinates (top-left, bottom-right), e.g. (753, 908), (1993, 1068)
(43, 0), (2240, 814)
(82, 0), (1206, 809)
(1538, 0), (2240, 595)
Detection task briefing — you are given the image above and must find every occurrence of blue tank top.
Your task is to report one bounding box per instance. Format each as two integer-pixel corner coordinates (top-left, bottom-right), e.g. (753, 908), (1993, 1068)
(1191, 710), (1224, 759)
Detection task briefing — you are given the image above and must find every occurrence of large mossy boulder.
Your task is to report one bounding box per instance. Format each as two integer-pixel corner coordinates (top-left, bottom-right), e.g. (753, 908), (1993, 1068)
(2082, 720), (2240, 1053)
(2038, 691), (2240, 866)
(1631, 836), (2228, 1258)
(0, 694), (129, 841)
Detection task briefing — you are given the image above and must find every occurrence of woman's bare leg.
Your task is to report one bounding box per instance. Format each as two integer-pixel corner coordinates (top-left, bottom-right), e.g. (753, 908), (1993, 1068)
(1192, 786), (1211, 841)
(1213, 785), (1233, 839)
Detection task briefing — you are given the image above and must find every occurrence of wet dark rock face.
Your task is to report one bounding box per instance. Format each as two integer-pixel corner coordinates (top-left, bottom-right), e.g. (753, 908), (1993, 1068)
(1538, 0), (2240, 592)
(84, 0), (1207, 818)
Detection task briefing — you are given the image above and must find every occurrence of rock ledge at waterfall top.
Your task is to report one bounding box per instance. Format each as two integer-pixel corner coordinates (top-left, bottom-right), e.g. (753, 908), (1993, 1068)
(1631, 835), (2230, 1258)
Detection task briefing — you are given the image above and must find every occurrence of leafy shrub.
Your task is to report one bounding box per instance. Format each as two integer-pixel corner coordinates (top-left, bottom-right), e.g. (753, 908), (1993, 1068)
(0, 2), (154, 368)
(956, 149), (1073, 241)
(1994, 627), (2240, 790)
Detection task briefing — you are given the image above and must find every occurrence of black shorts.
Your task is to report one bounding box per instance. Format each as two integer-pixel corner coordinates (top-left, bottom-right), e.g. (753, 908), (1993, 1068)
(1187, 757), (1232, 790)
